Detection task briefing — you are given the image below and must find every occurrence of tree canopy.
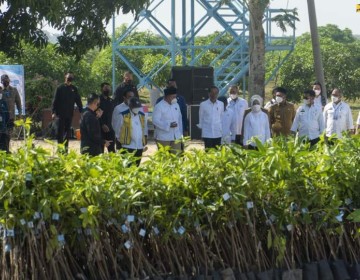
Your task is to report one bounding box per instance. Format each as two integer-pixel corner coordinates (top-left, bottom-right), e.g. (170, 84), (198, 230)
(0, 0), (149, 59)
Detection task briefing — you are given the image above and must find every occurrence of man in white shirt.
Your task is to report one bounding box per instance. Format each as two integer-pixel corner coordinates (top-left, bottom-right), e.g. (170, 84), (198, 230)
(243, 95), (271, 149)
(227, 85), (248, 145)
(323, 88), (354, 142)
(291, 90), (325, 146)
(153, 87), (183, 154)
(115, 97), (147, 166)
(198, 86), (224, 149)
(218, 96), (235, 145)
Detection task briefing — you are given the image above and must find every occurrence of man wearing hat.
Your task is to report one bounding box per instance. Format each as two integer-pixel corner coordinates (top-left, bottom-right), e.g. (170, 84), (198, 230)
(153, 86), (183, 154)
(268, 86), (296, 137)
(115, 97), (147, 166)
(0, 74), (22, 152)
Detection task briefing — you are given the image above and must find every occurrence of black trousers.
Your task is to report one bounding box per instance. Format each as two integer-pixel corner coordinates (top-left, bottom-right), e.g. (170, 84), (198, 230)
(234, 134), (243, 146)
(123, 148), (143, 167)
(57, 117), (72, 152)
(101, 130), (115, 153)
(0, 133), (9, 152)
(203, 137), (221, 150)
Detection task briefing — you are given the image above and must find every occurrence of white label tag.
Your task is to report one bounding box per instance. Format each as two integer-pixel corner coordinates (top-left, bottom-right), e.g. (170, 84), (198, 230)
(33, 212), (41, 219)
(178, 226), (186, 235)
(52, 213), (60, 221)
(27, 221), (34, 228)
(20, 219), (26, 225)
(286, 224), (293, 231)
(223, 193), (231, 201)
(152, 226), (160, 235)
(246, 201), (254, 209)
(127, 215), (135, 222)
(139, 229), (146, 237)
(124, 240), (132, 249)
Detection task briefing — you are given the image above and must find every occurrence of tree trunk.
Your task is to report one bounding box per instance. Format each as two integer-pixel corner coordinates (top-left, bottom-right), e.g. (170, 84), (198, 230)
(248, 0), (268, 100)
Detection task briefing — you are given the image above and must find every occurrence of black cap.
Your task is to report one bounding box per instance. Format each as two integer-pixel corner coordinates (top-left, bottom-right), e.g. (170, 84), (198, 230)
(164, 87), (177, 96)
(1, 74), (9, 81)
(129, 97), (142, 108)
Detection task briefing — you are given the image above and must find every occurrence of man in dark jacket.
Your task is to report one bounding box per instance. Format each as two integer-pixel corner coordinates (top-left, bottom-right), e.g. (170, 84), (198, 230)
(80, 93), (111, 156)
(113, 71), (139, 106)
(98, 82), (115, 152)
(52, 72), (83, 152)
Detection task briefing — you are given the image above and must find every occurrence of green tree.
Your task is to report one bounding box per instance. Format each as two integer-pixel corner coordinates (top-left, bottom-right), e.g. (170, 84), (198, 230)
(0, 0), (149, 59)
(274, 25), (360, 101)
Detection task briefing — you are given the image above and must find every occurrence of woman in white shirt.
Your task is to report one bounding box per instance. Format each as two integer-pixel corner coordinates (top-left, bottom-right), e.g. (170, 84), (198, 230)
(243, 95), (271, 149)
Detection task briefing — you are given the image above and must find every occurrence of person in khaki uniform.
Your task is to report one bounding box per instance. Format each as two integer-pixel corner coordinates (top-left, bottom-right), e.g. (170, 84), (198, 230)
(268, 87), (296, 137)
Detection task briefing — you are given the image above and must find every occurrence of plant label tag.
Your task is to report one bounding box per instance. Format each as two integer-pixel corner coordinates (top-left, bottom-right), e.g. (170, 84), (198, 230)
(121, 224), (129, 233)
(33, 212), (41, 219)
(345, 198), (352, 205)
(301, 208), (309, 214)
(152, 226), (160, 235)
(223, 193), (231, 201)
(52, 213), (60, 221)
(20, 219), (26, 225)
(286, 224), (293, 231)
(124, 240), (132, 249)
(127, 215), (135, 223)
(80, 208), (87, 213)
(57, 234), (65, 245)
(27, 221), (34, 228)
(247, 201), (254, 209)
(178, 226), (186, 235)
(5, 229), (15, 237)
(4, 243), (11, 252)
(196, 198), (204, 205)
(139, 229), (146, 237)
(336, 212), (344, 222)
(25, 172), (32, 181)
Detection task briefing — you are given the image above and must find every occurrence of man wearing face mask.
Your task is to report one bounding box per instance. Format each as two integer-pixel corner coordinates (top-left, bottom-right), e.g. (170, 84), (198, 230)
(227, 85), (248, 145)
(323, 88), (354, 141)
(0, 74), (22, 152)
(268, 87), (296, 137)
(291, 90), (324, 146)
(116, 97), (147, 166)
(80, 93), (111, 156)
(52, 72), (83, 152)
(113, 71), (139, 106)
(98, 82), (115, 153)
(312, 81), (327, 109)
(198, 85), (224, 149)
(153, 87), (183, 154)
(243, 95), (271, 149)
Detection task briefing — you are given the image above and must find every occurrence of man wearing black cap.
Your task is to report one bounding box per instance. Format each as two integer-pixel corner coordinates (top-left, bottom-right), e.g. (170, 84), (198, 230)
(0, 74), (22, 152)
(153, 86), (183, 154)
(113, 71), (139, 106)
(116, 97), (147, 166)
(52, 72), (83, 152)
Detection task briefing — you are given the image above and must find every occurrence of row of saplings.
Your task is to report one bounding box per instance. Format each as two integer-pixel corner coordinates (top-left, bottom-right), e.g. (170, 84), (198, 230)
(1, 128), (360, 280)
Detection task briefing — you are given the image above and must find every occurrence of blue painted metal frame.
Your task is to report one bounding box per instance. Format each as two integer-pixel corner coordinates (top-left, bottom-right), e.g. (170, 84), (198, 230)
(111, 0), (296, 95)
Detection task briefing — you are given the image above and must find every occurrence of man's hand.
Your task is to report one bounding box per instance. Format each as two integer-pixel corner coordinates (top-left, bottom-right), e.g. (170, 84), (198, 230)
(96, 108), (103, 118)
(52, 113), (57, 120)
(104, 140), (113, 148)
(102, 124), (110, 133)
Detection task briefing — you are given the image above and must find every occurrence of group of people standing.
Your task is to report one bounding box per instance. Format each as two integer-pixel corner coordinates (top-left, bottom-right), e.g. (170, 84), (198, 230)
(195, 81), (359, 151)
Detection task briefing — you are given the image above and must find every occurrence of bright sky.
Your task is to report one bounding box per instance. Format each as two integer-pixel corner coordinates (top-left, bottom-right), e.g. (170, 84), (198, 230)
(109, 0), (360, 37)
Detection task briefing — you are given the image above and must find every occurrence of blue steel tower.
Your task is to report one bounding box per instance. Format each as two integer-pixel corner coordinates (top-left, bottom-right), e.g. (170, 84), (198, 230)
(112, 0), (296, 96)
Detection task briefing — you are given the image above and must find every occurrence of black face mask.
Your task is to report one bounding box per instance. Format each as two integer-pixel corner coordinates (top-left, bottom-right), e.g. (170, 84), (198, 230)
(66, 76), (74, 82)
(102, 89), (110, 96)
(2, 81), (9, 87)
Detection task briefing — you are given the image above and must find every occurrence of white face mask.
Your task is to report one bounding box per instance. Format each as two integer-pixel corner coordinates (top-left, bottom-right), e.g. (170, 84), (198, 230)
(314, 90), (321, 96)
(275, 96), (283, 103)
(303, 99), (310, 105)
(331, 96), (339, 103)
(230, 94), (238, 100)
(252, 104), (261, 112)
(132, 108), (141, 114)
(171, 98), (178, 105)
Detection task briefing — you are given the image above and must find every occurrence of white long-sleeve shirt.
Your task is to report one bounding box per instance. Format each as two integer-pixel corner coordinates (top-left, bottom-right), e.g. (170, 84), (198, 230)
(112, 103), (147, 139)
(198, 99), (224, 138)
(291, 104), (325, 140)
(117, 112), (147, 149)
(243, 110), (271, 146)
(153, 99), (183, 141)
(221, 107), (236, 144)
(227, 97), (248, 136)
(323, 101), (354, 138)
